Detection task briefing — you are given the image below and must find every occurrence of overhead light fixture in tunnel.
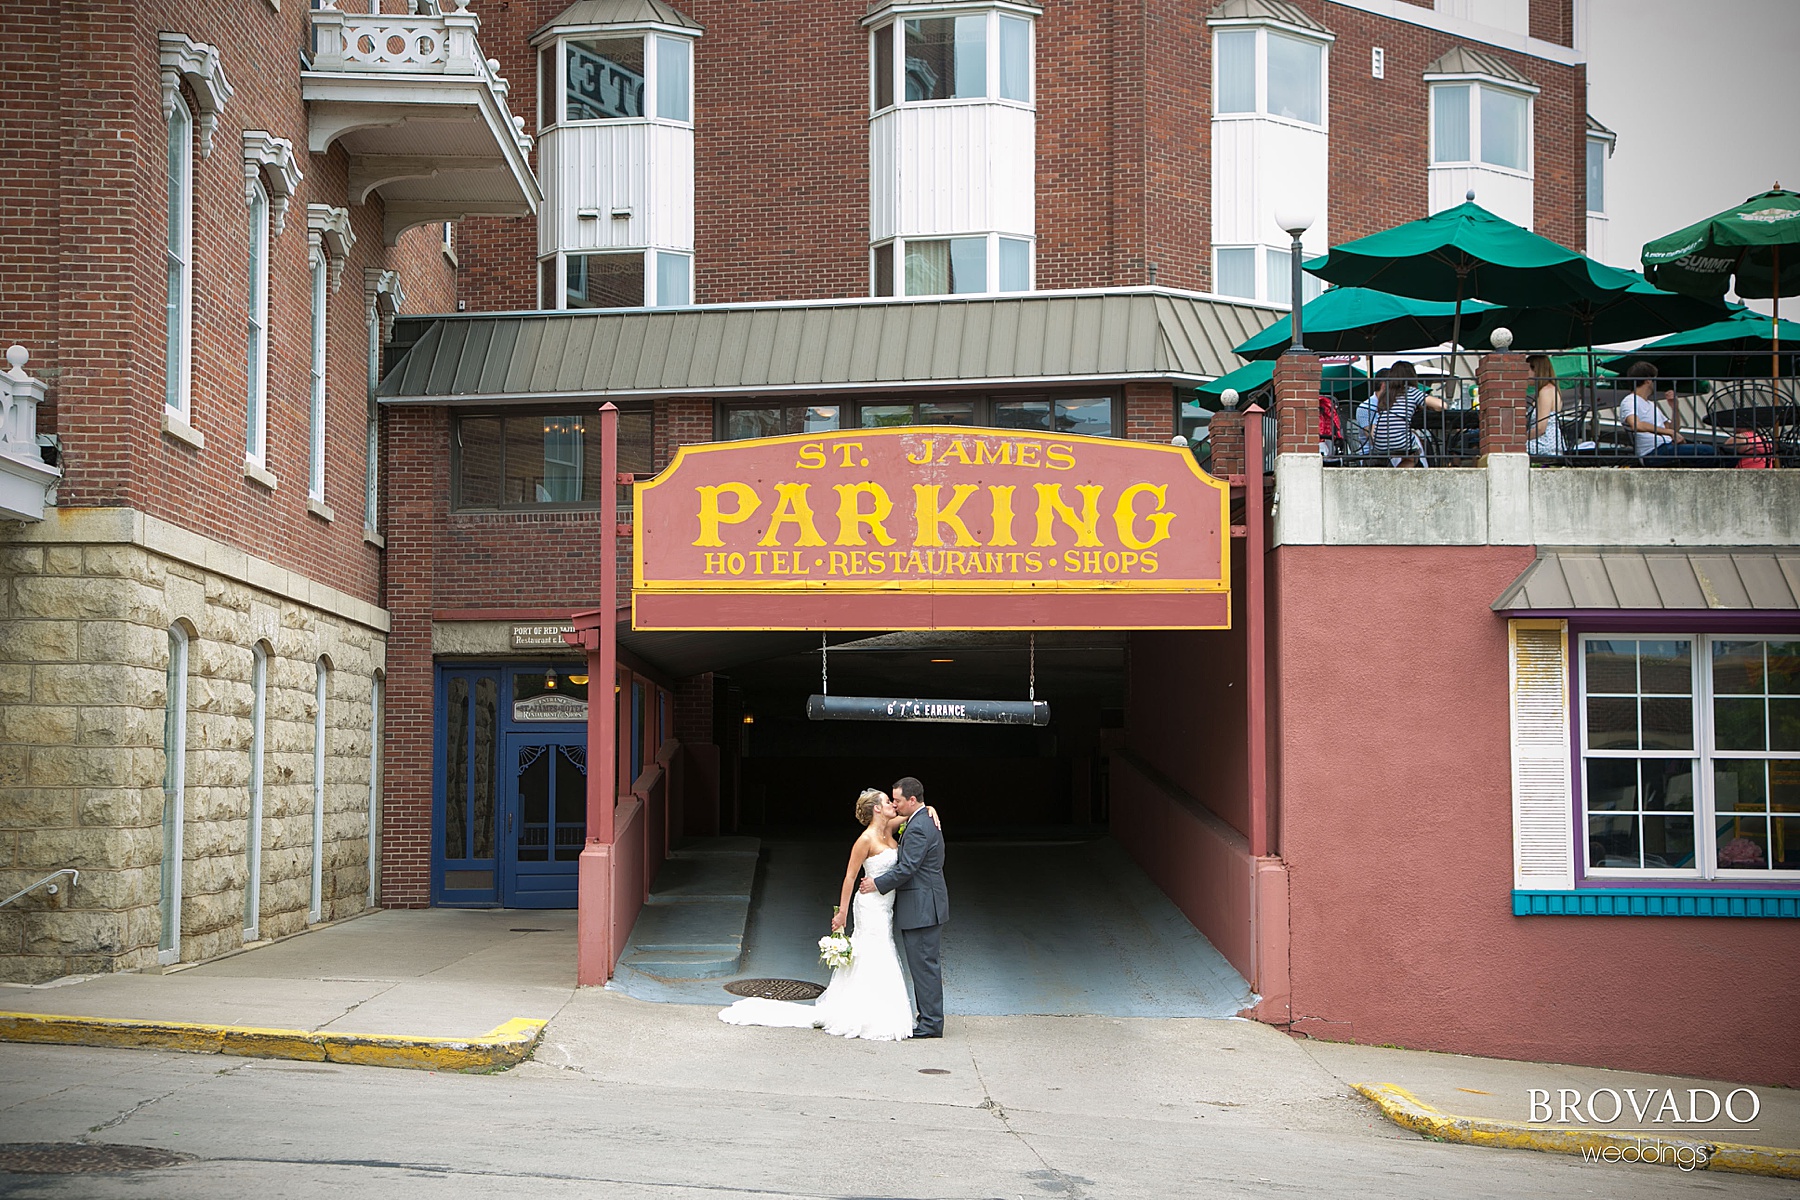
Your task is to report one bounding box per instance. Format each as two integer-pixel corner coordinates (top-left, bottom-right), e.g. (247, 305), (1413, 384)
(930, 658), (954, 663)
(806, 695), (1050, 726)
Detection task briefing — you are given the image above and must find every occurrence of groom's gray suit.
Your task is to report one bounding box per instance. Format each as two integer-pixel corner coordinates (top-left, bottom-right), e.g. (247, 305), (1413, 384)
(874, 808), (949, 1036)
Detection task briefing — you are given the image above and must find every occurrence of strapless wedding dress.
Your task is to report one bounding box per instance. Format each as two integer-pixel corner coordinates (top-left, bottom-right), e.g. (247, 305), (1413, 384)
(719, 848), (913, 1041)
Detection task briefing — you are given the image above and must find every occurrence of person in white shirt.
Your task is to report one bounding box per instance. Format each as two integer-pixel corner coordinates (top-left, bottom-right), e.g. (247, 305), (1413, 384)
(1616, 361), (1720, 462)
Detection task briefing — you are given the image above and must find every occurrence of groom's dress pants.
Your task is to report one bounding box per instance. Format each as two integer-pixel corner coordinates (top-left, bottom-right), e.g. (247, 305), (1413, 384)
(901, 923), (944, 1035)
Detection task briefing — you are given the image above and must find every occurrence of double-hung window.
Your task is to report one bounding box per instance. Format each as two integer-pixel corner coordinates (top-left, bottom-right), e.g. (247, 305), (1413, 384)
(164, 101), (194, 419)
(1214, 27), (1325, 127)
(1579, 635), (1799, 879)
(1587, 135), (1608, 217)
(872, 10), (1033, 110)
(308, 249), (328, 503)
(245, 179), (270, 465)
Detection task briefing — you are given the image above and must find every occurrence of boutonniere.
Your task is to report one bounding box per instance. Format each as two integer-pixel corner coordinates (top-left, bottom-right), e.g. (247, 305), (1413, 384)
(896, 821), (907, 837)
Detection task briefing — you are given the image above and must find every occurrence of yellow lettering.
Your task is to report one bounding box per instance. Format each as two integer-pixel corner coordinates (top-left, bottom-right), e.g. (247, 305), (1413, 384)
(1064, 551), (1080, 572)
(1141, 550), (1158, 574)
(694, 483), (761, 547)
(1112, 483), (1176, 550)
(903, 550), (925, 573)
(913, 483), (982, 547)
(1033, 483), (1105, 547)
(983, 552), (1003, 573)
(796, 443), (827, 470)
(868, 552), (886, 573)
(835, 442), (864, 468)
(832, 482), (897, 546)
(1046, 443), (1076, 470)
(850, 551), (868, 576)
(759, 482), (827, 547)
(1024, 552), (1043, 572)
(828, 550), (849, 576)
(751, 551), (768, 574)
(1016, 443), (1040, 468)
(988, 485), (1018, 546)
(939, 439), (971, 466)
(947, 551), (967, 573)
(974, 442), (1013, 466)
(704, 552), (727, 575)
(906, 439), (935, 466)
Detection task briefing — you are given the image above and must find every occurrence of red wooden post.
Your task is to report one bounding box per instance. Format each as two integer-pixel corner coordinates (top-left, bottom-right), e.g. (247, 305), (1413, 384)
(1243, 404), (1269, 860)
(575, 403), (620, 984)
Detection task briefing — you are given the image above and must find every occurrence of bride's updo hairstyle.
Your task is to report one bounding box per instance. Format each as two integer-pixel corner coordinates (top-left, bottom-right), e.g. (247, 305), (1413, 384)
(854, 788), (887, 827)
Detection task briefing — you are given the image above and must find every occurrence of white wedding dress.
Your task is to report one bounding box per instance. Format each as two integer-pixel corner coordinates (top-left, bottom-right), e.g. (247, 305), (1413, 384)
(719, 848), (914, 1041)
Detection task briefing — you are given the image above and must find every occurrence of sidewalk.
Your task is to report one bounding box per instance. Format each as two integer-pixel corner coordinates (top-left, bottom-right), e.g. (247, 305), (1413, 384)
(0, 907), (1793, 1179)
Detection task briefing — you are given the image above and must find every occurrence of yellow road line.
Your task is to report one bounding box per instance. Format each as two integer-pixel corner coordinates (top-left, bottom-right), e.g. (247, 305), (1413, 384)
(1355, 1082), (1799, 1180)
(0, 1011), (546, 1072)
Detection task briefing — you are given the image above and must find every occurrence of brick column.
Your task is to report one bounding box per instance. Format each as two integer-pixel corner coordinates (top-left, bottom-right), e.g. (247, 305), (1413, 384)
(1123, 382), (1176, 442)
(380, 405), (449, 908)
(1209, 409), (1245, 477)
(1477, 351), (1530, 458)
(1272, 353), (1322, 456)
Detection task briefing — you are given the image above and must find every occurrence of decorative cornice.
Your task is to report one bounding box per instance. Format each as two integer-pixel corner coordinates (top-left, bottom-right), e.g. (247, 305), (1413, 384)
(364, 267), (406, 343)
(307, 203), (356, 292)
(158, 33), (234, 158)
(241, 132), (304, 236)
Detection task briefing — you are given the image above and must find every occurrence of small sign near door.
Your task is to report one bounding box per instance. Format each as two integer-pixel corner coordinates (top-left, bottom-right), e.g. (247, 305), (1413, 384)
(511, 623), (575, 649)
(513, 693), (588, 721)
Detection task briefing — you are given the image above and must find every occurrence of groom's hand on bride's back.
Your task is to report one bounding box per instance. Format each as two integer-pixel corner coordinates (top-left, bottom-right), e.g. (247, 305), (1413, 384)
(857, 876), (877, 893)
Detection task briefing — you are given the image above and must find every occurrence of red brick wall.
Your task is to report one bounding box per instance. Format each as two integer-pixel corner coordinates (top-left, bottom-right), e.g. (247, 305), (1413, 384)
(1, 0), (458, 606)
(1123, 382), (1174, 442)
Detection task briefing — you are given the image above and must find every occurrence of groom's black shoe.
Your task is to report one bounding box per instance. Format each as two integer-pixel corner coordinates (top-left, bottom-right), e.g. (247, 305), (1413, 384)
(912, 1028), (942, 1039)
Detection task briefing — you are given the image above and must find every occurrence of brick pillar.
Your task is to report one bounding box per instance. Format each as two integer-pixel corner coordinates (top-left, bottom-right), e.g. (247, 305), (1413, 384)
(381, 405), (449, 908)
(656, 395), (713, 468)
(1123, 382), (1176, 442)
(1478, 351), (1530, 457)
(1273, 353), (1322, 456)
(1209, 409), (1245, 476)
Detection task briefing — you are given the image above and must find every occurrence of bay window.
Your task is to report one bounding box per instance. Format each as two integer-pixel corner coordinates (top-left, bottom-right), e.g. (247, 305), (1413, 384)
(1214, 245), (1320, 307)
(1432, 81), (1531, 172)
(1214, 26), (1326, 127)
(1580, 635), (1799, 879)
(873, 234), (1033, 298)
(541, 32), (692, 127)
(871, 8), (1033, 110)
(541, 250), (693, 309)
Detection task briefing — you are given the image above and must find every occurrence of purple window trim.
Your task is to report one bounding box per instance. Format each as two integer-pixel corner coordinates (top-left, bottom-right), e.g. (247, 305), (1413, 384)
(1561, 613), (1800, 891)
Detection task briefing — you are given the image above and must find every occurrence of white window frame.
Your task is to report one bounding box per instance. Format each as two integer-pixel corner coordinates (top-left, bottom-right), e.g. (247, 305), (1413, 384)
(245, 177), (270, 465)
(164, 101), (194, 419)
(870, 7), (1037, 114)
(1213, 244), (1320, 307)
(539, 28), (696, 129)
(1210, 23), (1331, 132)
(1577, 632), (1800, 883)
(1429, 77), (1535, 176)
(159, 625), (189, 966)
(1586, 134), (1611, 218)
(245, 642), (267, 940)
(871, 233), (1034, 298)
(311, 658), (328, 923)
(308, 249), (328, 502)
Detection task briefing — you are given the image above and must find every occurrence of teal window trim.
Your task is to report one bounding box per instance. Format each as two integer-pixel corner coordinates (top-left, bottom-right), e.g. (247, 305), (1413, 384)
(1513, 889), (1800, 918)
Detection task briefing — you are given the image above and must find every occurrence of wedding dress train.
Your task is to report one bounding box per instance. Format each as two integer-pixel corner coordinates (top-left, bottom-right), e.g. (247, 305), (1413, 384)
(719, 848), (914, 1041)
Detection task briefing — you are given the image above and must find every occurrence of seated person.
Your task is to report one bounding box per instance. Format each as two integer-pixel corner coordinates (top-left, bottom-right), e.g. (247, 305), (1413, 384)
(1362, 361), (1442, 467)
(1617, 361), (1721, 462)
(1726, 428), (1775, 468)
(1318, 393), (1345, 459)
(1526, 355), (1566, 457)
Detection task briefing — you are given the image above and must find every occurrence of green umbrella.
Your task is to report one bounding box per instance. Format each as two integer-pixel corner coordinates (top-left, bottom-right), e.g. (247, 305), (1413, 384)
(1599, 312), (1800, 378)
(1642, 186), (1800, 381)
(1196, 360), (1368, 409)
(1232, 287), (1499, 361)
(1303, 200), (1634, 386)
(1479, 265), (1736, 352)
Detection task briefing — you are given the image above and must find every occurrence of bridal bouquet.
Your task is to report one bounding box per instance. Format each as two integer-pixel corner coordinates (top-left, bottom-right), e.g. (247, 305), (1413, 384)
(818, 929), (853, 971)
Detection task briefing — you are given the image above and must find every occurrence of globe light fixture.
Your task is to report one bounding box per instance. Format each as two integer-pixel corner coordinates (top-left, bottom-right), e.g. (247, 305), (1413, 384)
(1220, 387), (1240, 411)
(1489, 326), (1515, 351)
(1274, 206), (1316, 352)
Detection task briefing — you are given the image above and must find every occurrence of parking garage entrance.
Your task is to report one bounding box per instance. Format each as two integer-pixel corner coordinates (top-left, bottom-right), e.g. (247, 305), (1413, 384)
(569, 422), (1273, 1011)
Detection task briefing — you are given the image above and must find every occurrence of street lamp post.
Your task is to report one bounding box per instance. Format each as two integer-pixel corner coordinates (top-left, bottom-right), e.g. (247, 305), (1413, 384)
(1275, 206), (1314, 352)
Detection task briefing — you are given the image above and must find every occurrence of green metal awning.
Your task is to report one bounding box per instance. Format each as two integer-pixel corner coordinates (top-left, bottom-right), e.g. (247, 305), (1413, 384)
(1494, 549), (1800, 611)
(377, 289), (1281, 404)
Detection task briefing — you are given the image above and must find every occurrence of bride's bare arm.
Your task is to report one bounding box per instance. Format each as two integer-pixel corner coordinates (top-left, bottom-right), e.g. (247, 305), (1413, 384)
(833, 836), (872, 931)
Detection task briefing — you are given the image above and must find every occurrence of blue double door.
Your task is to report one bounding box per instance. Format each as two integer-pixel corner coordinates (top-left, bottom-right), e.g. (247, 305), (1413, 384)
(437, 666), (589, 908)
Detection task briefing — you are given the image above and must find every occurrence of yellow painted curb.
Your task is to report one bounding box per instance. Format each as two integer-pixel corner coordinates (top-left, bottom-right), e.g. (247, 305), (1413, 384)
(1355, 1082), (1800, 1181)
(0, 1011), (546, 1072)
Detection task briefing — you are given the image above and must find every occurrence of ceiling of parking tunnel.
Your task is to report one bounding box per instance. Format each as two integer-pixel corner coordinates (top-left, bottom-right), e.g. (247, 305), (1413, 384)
(725, 631), (1129, 707)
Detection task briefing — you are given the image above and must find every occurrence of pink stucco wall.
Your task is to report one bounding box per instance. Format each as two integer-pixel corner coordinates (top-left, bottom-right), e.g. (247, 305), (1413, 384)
(1272, 544), (1800, 1087)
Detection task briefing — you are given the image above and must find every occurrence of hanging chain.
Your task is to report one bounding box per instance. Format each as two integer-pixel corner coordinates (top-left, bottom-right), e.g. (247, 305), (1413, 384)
(1029, 632), (1036, 702)
(821, 631), (829, 696)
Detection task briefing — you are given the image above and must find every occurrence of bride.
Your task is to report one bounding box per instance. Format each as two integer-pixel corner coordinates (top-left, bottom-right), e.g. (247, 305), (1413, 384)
(720, 787), (933, 1041)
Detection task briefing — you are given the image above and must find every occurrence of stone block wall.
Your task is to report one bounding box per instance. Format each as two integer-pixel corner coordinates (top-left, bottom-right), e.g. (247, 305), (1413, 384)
(0, 515), (385, 982)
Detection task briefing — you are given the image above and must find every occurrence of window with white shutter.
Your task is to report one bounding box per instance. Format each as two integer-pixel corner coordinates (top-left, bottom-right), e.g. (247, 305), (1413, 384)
(1511, 619), (1574, 889)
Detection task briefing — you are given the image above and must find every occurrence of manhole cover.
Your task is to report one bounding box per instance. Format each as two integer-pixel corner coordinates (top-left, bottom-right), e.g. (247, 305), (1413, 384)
(722, 978), (825, 1001)
(0, 1144), (191, 1174)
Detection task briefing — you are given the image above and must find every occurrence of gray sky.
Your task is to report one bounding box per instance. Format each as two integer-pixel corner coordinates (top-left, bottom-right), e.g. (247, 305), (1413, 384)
(1586, 0), (1800, 313)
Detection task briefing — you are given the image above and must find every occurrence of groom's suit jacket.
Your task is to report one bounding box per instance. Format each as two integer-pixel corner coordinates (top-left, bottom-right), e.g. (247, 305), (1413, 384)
(874, 810), (949, 931)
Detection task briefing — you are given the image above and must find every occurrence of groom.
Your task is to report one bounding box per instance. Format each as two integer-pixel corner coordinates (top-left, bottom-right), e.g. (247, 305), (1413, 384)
(859, 776), (948, 1038)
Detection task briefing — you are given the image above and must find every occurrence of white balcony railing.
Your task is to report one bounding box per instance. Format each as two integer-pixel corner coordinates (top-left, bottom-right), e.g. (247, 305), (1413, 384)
(0, 344), (61, 522)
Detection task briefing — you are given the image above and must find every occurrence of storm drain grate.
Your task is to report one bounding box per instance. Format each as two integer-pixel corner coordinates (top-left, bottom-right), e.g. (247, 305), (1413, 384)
(0, 1144), (191, 1174)
(722, 978), (825, 1001)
